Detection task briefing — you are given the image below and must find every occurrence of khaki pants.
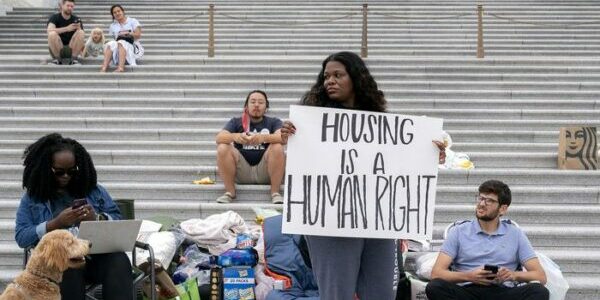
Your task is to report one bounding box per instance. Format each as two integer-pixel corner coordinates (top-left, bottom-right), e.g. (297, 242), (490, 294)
(235, 149), (270, 184)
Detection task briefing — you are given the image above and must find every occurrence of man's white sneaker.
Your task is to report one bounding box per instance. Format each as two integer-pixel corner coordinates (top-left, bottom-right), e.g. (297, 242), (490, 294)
(216, 192), (235, 204)
(271, 193), (284, 204)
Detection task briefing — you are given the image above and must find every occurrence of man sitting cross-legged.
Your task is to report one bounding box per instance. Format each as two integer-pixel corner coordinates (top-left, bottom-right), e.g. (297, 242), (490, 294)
(215, 90), (285, 204)
(426, 179), (549, 300)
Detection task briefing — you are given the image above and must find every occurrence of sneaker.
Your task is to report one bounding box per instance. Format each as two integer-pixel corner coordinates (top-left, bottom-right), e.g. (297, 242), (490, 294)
(70, 59), (81, 65)
(271, 193), (284, 204)
(49, 59), (62, 65)
(216, 192), (235, 204)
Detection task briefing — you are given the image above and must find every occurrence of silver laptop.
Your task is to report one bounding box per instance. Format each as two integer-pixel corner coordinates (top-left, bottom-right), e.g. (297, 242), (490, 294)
(78, 220), (142, 254)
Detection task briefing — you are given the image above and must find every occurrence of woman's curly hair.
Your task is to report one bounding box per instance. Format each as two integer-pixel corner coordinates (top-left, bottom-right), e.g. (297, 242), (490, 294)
(22, 133), (97, 201)
(301, 51), (387, 112)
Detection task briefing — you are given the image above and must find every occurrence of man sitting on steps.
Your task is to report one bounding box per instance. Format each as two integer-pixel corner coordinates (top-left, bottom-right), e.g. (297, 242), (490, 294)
(47, 0), (85, 65)
(215, 90), (285, 204)
(426, 179), (549, 300)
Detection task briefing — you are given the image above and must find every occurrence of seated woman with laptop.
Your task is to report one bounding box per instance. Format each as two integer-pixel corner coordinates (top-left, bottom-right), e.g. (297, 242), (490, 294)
(15, 133), (133, 300)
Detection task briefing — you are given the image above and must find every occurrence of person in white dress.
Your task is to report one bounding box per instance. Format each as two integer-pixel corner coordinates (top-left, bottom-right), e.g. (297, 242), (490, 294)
(100, 5), (144, 72)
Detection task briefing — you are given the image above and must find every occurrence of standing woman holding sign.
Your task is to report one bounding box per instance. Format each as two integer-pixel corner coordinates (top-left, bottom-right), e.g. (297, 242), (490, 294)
(281, 51), (446, 300)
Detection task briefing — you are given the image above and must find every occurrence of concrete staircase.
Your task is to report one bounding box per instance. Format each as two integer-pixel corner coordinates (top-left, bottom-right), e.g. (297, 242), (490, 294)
(0, 0), (599, 298)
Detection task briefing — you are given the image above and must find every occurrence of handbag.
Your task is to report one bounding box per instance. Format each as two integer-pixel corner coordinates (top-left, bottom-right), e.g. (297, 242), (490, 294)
(116, 35), (134, 44)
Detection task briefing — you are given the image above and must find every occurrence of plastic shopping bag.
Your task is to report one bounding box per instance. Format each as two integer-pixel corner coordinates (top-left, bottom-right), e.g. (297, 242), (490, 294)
(537, 252), (569, 300)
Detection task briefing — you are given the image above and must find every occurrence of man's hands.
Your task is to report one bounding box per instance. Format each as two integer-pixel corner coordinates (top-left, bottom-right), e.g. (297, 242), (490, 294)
(233, 133), (264, 145)
(66, 22), (80, 32)
(466, 266), (516, 285)
(495, 267), (517, 283)
(465, 267), (496, 285)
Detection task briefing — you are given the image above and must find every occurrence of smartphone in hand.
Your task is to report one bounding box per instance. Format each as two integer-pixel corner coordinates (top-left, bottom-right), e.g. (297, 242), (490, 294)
(71, 198), (87, 209)
(484, 264), (499, 274)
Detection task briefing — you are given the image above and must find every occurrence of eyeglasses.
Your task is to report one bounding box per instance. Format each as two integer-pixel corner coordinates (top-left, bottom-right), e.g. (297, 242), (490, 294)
(476, 195), (499, 206)
(52, 167), (79, 177)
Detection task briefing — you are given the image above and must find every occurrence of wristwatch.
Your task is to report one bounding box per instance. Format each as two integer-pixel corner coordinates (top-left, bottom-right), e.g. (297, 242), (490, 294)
(96, 213), (108, 221)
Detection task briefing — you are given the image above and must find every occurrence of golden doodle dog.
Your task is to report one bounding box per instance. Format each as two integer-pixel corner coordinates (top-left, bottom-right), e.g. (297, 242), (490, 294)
(0, 230), (90, 300)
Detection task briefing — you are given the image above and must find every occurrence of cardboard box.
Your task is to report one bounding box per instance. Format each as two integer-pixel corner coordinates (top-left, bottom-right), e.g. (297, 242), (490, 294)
(557, 127), (598, 170)
(222, 266), (255, 300)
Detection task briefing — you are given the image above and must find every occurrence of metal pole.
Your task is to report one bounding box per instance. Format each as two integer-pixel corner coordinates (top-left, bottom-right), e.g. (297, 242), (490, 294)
(208, 4), (215, 57)
(361, 3), (368, 58)
(477, 4), (484, 59)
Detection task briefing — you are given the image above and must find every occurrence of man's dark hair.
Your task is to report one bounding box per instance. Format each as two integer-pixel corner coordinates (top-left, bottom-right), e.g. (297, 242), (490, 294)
(244, 89), (269, 108)
(110, 4), (125, 20)
(63, 0), (75, 3)
(22, 133), (97, 201)
(478, 180), (511, 206)
(301, 51), (387, 113)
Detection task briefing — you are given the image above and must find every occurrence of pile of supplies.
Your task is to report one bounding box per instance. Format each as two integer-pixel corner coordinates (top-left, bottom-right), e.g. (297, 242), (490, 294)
(133, 209), (318, 300)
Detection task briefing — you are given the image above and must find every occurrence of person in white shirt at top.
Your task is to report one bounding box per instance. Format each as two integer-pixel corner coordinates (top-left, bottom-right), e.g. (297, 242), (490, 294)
(100, 4), (144, 73)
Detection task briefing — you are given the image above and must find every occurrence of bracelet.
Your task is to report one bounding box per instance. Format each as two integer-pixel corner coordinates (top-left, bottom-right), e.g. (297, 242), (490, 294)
(96, 213), (107, 221)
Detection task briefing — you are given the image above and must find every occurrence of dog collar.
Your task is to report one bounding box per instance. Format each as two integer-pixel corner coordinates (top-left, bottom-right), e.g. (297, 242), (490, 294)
(30, 270), (60, 286)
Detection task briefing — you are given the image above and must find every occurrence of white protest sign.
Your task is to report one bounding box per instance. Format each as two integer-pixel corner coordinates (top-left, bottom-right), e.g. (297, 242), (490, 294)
(282, 105), (443, 240)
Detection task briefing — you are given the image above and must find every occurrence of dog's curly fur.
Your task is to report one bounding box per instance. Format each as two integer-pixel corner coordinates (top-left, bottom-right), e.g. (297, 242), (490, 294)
(0, 230), (90, 300)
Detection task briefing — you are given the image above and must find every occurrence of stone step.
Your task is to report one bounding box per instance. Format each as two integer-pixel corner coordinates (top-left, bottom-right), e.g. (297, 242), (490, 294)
(4, 86), (600, 100)
(0, 196), (596, 226)
(4, 55), (600, 67)
(0, 181), (597, 204)
(1, 245), (600, 283)
(7, 27), (600, 36)
(1, 165), (598, 185)
(453, 142), (559, 152)
(6, 71), (600, 83)
(1, 128), (595, 143)
(0, 221), (598, 249)
(5, 63), (600, 73)
(0, 97), (597, 110)
(0, 139), (215, 151)
(0, 118), (597, 132)
(7, 37), (600, 46)
(8, 12), (600, 21)
(0, 140), (566, 153)
(6, 13), (600, 22)
(0, 149), (563, 168)
(4, 65), (600, 75)
(6, 79), (600, 91)
(7, 48), (600, 57)
(6, 32), (600, 39)
(0, 107), (596, 121)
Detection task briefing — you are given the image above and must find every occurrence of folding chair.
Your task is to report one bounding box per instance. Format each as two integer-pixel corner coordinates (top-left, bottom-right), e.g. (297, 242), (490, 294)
(22, 199), (157, 300)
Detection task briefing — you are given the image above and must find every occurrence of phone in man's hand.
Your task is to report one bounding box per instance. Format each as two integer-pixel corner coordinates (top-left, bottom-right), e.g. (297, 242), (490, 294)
(71, 198), (87, 209)
(484, 264), (499, 274)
